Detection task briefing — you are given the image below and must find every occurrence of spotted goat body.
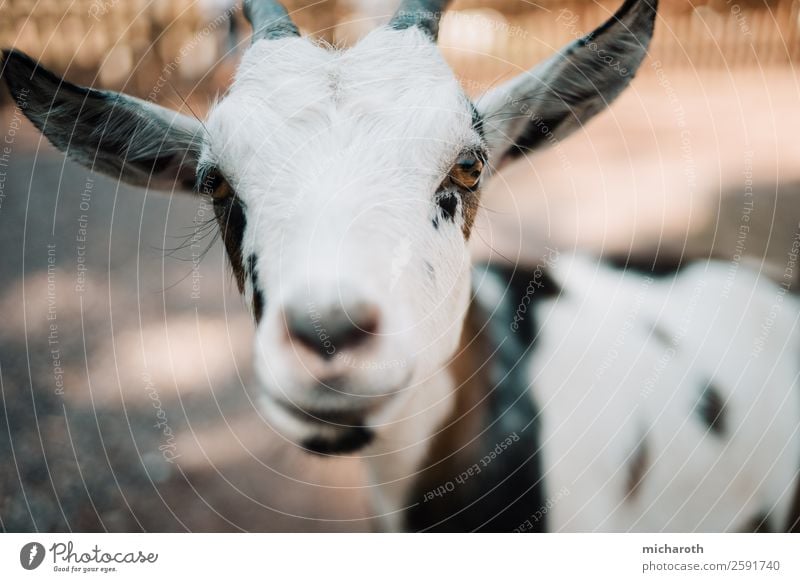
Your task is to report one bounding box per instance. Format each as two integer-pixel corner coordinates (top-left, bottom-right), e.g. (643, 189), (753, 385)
(3, 0), (799, 532)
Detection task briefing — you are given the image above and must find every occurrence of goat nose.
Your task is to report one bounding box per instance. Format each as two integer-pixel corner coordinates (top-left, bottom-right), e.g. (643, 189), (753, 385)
(284, 301), (380, 359)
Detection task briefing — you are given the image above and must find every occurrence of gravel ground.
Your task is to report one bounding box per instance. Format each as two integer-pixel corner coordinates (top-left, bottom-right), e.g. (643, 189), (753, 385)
(0, 151), (369, 532)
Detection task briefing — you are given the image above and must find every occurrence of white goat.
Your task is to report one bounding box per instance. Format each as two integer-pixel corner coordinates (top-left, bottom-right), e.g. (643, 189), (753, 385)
(3, 0), (799, 532)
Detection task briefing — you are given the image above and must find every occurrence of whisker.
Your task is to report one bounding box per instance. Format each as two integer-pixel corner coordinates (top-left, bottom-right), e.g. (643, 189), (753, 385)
(474, 228), (517, 265)
(167, 80), (212, 140)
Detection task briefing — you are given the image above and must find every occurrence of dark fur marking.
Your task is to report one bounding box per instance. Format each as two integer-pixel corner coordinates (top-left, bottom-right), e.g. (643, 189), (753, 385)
(605, 251), (690, 278)
(742, 511), (772, 533)
(437, 192), (458, 222)
(648, 322), (674, 347)
(303, 426), (374, 455)
(470, 103), (484, 138)
(503, 265), (562, 347)
(626, 436), (649, 500)
(788, 366), (800, 531)
(787, 477), (800, 532)
(696, 384), (727, 437)
(246, 254), (265, 322)
(213, 196), (247, 292)
(424, 260), (435, 281)
(433, 188), (479, 238)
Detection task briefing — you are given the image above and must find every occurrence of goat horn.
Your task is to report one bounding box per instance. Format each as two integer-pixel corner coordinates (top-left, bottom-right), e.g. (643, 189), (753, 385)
(389, 0), (453, 40)
(243, 0), (300, 42)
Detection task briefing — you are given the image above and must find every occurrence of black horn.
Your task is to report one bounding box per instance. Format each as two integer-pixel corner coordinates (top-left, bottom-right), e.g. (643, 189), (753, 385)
(389, 0), (453, 40)
(244, 0), (300, 42)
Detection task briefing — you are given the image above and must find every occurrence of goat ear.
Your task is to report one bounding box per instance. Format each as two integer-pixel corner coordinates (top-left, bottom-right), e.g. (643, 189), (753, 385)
(477, 0), (657, 170)
(1, 49), (203, 191)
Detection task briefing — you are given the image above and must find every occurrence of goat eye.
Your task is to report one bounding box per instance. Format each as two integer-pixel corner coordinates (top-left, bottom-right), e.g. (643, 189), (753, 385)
(199, 169), (233, 200)
(449, 154), (484, 190)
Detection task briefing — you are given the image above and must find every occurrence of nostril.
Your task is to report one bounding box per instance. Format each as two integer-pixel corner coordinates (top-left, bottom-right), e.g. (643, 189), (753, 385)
(285, 301), (380, 359)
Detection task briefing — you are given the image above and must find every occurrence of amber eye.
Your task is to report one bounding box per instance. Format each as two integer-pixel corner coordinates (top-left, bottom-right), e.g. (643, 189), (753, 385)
(449, 154), (484, 190)
(198, 168), (233, 200)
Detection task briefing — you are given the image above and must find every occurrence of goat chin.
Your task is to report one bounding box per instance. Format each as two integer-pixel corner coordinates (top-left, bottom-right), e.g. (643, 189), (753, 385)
(260, 398), (375, 456)
(256, 375), (409, 456)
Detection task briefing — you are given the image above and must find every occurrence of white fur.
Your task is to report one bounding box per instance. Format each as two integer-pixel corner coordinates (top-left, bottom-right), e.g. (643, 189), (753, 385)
(530, 255), (800, 531)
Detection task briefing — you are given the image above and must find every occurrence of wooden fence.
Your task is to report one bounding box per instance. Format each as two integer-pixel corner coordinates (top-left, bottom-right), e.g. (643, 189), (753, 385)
(0, 0), (797, 100)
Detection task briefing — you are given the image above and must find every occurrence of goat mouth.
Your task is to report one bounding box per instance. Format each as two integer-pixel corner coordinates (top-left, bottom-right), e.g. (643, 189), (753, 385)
(271, 386), (394, 426)
(277, 401), (368, 427)
(302, 426), (374, 455)
(271, 398), (378, 454)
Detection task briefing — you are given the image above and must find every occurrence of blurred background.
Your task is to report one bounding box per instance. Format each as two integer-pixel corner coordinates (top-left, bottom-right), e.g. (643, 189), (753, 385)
(1, 0), (799, 531)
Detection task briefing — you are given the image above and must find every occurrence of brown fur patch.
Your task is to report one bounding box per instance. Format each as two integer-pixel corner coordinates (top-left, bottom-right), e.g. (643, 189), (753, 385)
(421, 302), (490, 480)
(461, 191), (480, 239)
(403, 302), (492, 523)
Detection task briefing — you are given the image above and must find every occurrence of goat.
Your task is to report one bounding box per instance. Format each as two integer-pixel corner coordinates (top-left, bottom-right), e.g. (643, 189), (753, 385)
(3, 0), (799, 532)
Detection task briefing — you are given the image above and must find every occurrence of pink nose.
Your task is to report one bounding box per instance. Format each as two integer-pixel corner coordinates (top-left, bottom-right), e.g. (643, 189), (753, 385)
(283, 300), (380, 360)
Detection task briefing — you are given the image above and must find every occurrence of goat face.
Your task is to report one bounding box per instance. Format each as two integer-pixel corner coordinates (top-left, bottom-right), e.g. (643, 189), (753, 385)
(206, 28), (482, 452)
(1, 0), (657, 454)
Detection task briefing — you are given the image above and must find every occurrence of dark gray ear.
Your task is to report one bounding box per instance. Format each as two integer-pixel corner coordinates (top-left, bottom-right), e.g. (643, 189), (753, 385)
(477, 0), (657, 170)
(1, 49), (203, 190)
